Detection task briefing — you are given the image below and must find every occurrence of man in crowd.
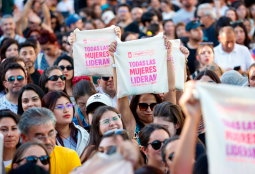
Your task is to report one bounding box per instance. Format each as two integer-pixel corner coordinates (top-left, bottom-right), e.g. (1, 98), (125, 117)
(117, 4), (133, 29)
(17, 107), (81, 174)
(197, 3), (219, 46)
(184, 21), (203, 74)
(131, 7), (143, 22)
(19, 41), (41, 86)
(140, 11), (159, 37)
(214, 27), (254, 72)
(66, 14), (84, 32)
(0, 15), (26, 45)
(172, 0), (196, 24)
(0, 63), (27, 113)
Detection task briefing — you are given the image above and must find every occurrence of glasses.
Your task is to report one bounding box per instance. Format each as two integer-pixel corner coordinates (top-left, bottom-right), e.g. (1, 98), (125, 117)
(17, 155), (50, 165)
(33, 131), (56, 142)
(168, 153), (174, 161)
(103, 129), (130, 140)
(191, 20), (200, 24)
(59, 65), (73, 71)
(6, 76), (24, 83)
(77, 103), (86, 109)
(62, 41), (70, 45)
(55, 103), (73, 110)
(98, 114), (121, 125)
(147, 140), (165, 150)
(138, 103), (157, 111)
(198, 42), (214, 45)
(230, 20), (243, 25)
(101, 77), (113, 81)
(118, 9), (128, 13)
(47, 75), (66, 81)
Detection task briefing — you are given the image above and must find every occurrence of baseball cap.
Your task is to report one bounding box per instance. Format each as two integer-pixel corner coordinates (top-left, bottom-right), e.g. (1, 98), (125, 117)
(66, 14), (81, 27)
(86, 93), (113, 114)
(102, 11), (115, 25)
(185, 21), (203, 31)
(220, 70), (248, 86)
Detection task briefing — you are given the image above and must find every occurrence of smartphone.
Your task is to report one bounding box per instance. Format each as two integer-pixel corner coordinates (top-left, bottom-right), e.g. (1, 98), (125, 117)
(234, 66), (241, 71)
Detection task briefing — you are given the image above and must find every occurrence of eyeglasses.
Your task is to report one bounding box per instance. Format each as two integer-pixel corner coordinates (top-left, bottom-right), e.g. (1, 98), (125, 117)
(147, 140), (165, 150)
(6, 76), (24, 83)
(54, 103), (73, 110)
(59, 65), (73, 71)
(202, 65), (216, 71)
(198, 42), (214, 45)
(168, 153), (174, 161)
(138, 103), (157, 111)
(47, 75), (66, 81)
(103, 129), (130, 140)
(230, 20), (243, 25)
(191, 20), (200, 24)
(17, 155), (50, 165)
(98, 114), (121, 125)
(118, 9), (128, 13)
(33, 131), (57, 142)
(62, 41), (70, 45)
(101, 77), (113, 81)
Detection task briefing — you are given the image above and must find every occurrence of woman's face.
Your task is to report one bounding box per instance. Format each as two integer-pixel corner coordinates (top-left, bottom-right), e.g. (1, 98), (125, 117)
(225, 10), (236, 21)
(144, 129), (169, 163)
(125, 34), (137, 41)
(234, 26), (245, 45)
(98, 136), (116, 154)
(243, 20), (251, 34)
(45, 69), (65, 92)
(84, 23), (95, 30)
(164, 139), (180, 172)
(54, 96), (73, 125)
(176, 26), (187, 38)
(76, 95), (90, 113)
(30, 31), (40, 40)
(99, 111), (123, 135)
(95, 19), (105, 29)
(251, 4), (255, 18)
(160, 2), (170, 12)
(249, 67), (255, 87)
(199, 75), (214, 82)
(94, 5), (102, 17)
(58, 59), (74, 81)
(136, 94), (157, 125)
(22, 90), (42, 112)
(5, 44), (18, 58)
(164, 21), (175, 35)
(62, 36), (71, 53)
(41, 42), (57, 57)
(198, 46), (214, 66)
(0, 117), (19, 149)
(153, 117), (178, 137)
(51, 18), (57, 30)
(236, 5), (247, 20)
(16, 145), (49, 171)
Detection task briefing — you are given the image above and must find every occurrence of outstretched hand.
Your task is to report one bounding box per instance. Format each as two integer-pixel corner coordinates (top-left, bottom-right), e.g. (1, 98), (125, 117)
(180, 46), (189, 63)
(163, 35), (172, 56)
(114, 26), (121, 39)
(108, 41), (117, 62)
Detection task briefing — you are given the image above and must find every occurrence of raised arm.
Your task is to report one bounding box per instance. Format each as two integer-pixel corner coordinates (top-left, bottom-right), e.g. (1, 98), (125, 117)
(20, 0), (33, 31)
(41, 0), (51, 27)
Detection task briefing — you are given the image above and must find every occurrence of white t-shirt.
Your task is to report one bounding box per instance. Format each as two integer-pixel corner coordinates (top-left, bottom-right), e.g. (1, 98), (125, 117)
(56, 0), (74, 13)
(4, 160), (12, 167)
(213, 5), (229, 16)
(172, 7), (196, 24)
(162, 11), (176, 20)
(0, 95), (18, 114)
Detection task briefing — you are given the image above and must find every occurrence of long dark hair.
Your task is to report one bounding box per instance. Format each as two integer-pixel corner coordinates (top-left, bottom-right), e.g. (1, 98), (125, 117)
(231, 22), (251, 49)
(153, 102), (185, 136)
(194, 70), (222, 83)
(0, 38), (19, 60)
(130, 94), (162, 130)
(82, 106), (126, 163)
(41, 91), (77, 147)
(17, 84), (45, 115)
(72, 80), (96, 101)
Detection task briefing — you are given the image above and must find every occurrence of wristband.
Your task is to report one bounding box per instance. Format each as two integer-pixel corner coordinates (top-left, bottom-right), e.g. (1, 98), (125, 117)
(167, 55), (173, 61)
(111, 63), (116, 68)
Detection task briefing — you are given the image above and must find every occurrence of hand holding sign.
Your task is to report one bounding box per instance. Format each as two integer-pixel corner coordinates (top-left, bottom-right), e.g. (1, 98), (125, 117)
(180, 45), (189, 63)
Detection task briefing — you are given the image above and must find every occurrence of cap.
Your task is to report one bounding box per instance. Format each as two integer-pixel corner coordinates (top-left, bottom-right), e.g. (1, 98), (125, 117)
(66, 14), (81, 27)
(86, 93), (112, 110)
(220, 70), (248, 86)
(185, 21), (203, 31)
(102, 11), (115, 25)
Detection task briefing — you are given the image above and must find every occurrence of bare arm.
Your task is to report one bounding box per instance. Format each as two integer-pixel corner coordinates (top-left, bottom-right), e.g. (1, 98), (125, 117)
(13, 8), (22, 36)
(20, 0), (34, 31)
(41, 0), (51, 27)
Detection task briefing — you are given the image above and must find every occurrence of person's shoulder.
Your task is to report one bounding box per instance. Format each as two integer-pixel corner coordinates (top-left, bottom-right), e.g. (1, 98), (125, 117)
(235, 43), (249, 51)
(54, 145), (77, 154)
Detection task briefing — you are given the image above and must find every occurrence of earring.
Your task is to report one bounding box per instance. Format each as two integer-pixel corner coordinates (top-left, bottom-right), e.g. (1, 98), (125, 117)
(146, 155), (148, 164)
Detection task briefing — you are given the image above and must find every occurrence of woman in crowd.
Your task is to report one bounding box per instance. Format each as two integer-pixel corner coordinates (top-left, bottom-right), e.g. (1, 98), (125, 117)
(84, 20), (97, 30)
(92, 4), (102, 19)
(231, 22), (251, 49)
(42, 91), (89, 157)
(248, 63), (255, 87)
(72, 80), (96, 129)
(81, 106), (125, 162)
(25, 29), (41, 40)
(195, 70), (221, 83)
(61, 32), (72, 54)
(11, 142), (50, 172)
(0, 39), (19, 61)
(140, 124), (170, 172)
(234, 2), (247, 20)
(121, 32), (138, 42)
(17, 84), (45, 115)
(94, 18), (105, 29)
(39, 66), (66, 94)
(0, 109), (20, 167)
(175, 22), (188, 44)
(163, 20), (176, 40)
(54, 55), (74, 97)
(160, 1), (175, 21)
(225, 8), (238, 21)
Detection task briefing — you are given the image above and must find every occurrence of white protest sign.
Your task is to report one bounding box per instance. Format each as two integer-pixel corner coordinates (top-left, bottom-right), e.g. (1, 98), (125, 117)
(195, 82), (255, 174)
(114, 33), (168, 98)
(170, 39), (185, 91)
(73, 26), (117, 76)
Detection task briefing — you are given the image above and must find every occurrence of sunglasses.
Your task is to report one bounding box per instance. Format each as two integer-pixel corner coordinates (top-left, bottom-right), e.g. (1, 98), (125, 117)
(101, 77), (113, 81)
(62, 41), (71, 45)
(138, 103), (157, 111)
(6, 76), (24, 83)
(17, 155), (50, 165)
(230, 20), (243, 25)
(168, 153), (174, 161)
(47, 75), (66, 81)
(147, 140), (165, 150)
(55, 103), (73, 110)
(59, 65), (73, 71)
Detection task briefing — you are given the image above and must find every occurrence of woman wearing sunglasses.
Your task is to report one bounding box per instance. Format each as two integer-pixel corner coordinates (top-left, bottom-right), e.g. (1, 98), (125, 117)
(39, 66), (66, 94)
(54, 55), (74, 97)
(17, 84), (45, 115)
(11, 142), (50, 171)
(139, 124), (170, 172)
(42, 91), (89, 158)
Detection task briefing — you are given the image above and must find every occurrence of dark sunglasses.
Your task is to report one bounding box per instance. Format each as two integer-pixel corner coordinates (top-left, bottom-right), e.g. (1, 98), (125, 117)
(47, 75), (66, 81)
(147, 140), (165, 150)
(17, 155), (50, 165)
(101, 77), (113, 81)
(59, 65), (73, 71)
(6, 76), (24, 83)
(168, 153), (174, 161)
(62, 41), (71, 45)
(230, 20), (243, 25)
(138, 103), (157, 111)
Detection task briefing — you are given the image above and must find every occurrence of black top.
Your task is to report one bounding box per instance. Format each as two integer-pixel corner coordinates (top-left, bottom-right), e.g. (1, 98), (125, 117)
(30, 69), (41, 86)
(184, 43), (199, 74)
(195, 139), (206, 160)
(202, 21), (219, 46)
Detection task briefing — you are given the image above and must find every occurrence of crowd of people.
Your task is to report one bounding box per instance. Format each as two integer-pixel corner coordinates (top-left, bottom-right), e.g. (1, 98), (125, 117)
(0, 0), (255, 173)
